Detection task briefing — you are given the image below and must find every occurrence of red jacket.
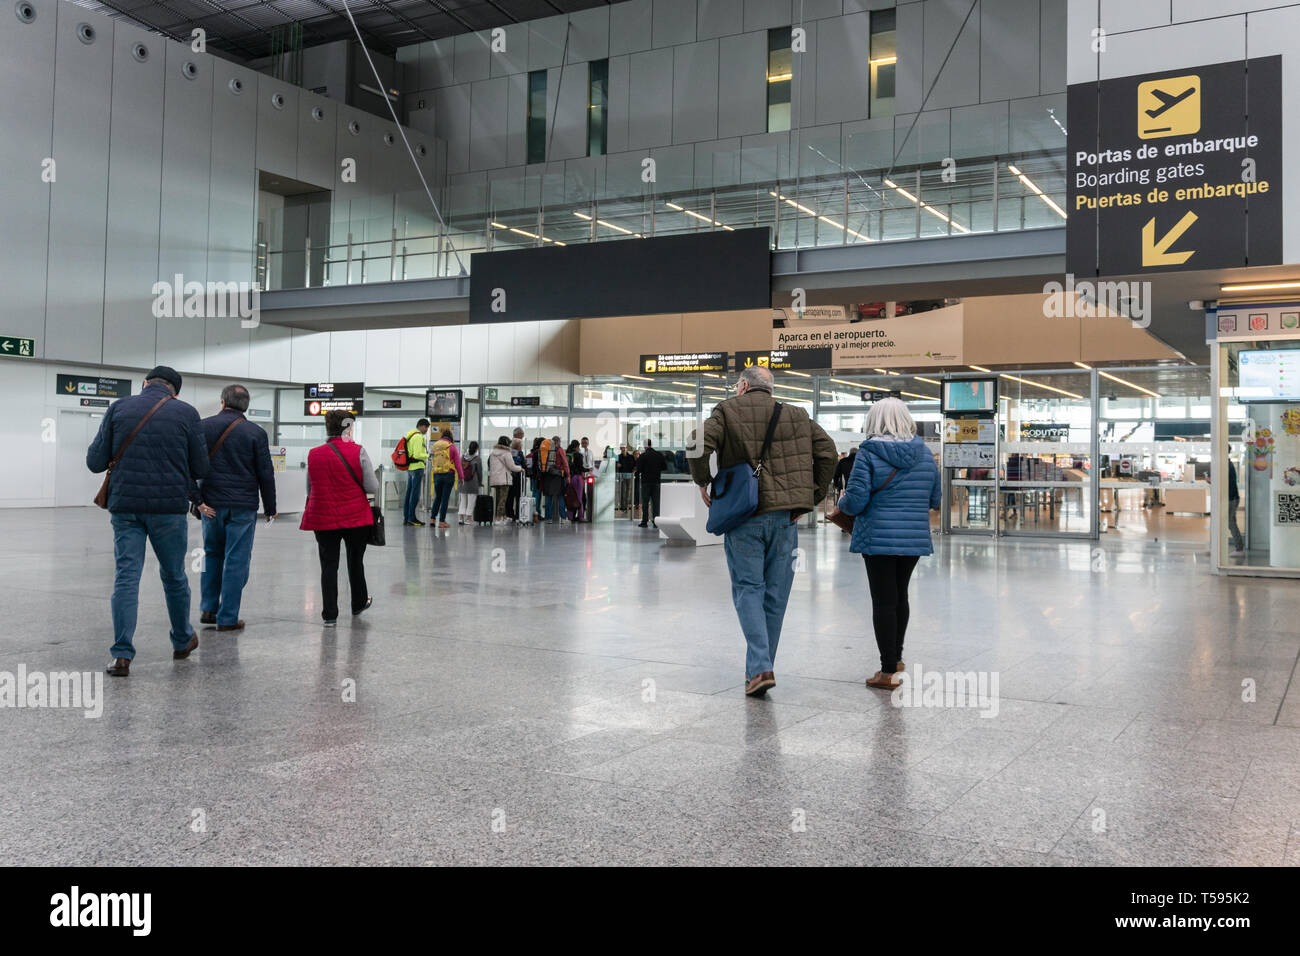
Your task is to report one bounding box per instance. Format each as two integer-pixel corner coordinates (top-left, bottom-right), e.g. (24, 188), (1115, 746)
(299, 439), (374, 531)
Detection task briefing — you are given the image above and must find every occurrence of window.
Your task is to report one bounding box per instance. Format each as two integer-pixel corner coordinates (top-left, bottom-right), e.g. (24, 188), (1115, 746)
(588, 59), (608, 157)
(869, 9), (896, 118)
(767, 28), (792, 133)
(527, 69), (547, 165)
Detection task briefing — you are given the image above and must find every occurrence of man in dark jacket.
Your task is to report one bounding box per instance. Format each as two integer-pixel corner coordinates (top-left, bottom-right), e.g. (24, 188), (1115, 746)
(616, 445), (636, 512)
(689, 365), (837, 697)
(87, 366), (210, 676)
(635, 440), (667, 528)
(196, 384), (277, 632)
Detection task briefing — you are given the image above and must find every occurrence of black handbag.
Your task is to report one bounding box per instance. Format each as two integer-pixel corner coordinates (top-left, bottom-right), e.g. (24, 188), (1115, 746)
(327, 442), (385, 546)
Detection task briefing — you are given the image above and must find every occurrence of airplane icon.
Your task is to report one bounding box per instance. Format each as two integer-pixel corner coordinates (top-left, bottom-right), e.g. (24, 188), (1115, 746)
(1137, 74), (1200, 139)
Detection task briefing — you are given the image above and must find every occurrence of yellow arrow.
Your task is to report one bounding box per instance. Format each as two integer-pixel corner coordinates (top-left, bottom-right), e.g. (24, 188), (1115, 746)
(743, 357), (754, 367)
(65, 382), (76, 392)
(1142, 210), (1197, 267)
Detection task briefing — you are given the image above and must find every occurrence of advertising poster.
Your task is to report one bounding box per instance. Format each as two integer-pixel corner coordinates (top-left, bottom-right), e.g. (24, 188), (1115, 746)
(772, 305), (963, 369)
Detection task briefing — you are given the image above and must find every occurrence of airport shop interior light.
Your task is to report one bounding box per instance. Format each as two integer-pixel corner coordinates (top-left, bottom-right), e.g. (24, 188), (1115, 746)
(573, 211), (643, 237)
(914, 376), (942, 385)
(491, 221), (566, 245)
(768, 191), (875, 241)
(969, 365), (992, 373)
(1219, 280), (1300, 292)
(663, 201), (734, 231)
(1000, 372), (1084, 400)
(1075, 362), (1161, 399)
(1006, 165), (1067, 220)
(881, 179), (970, 233)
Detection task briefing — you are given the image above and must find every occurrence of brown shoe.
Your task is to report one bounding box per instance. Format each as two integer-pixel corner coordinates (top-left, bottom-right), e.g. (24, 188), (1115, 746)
(865, 670), (900, 689)
(173, 634), (199, 659)
(745, 672), (776, 698)
(896, 661), (905, 673)
(105, 658), (130, 677)
(216, 621), (245, 632)
(199, 610), (216, 626)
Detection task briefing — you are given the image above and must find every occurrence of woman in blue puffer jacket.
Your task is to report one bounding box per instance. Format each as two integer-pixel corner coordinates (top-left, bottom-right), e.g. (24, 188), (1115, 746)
(830, 398), (941, 690)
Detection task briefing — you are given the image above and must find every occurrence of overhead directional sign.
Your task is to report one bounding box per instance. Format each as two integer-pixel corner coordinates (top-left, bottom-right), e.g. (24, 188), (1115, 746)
(1, 335), (35, 357)
(1067, 57), (1282, 276)
(57, 374), (131, 399)
(736, 348), (833, 371)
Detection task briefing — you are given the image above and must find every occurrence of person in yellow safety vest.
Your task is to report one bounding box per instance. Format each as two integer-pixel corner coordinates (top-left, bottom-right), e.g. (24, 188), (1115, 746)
(402, 418), (431, 526)
(428, 427), (466, 529)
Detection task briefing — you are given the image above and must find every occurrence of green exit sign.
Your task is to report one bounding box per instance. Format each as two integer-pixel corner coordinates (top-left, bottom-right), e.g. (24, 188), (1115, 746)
(0, 335), (35, 358)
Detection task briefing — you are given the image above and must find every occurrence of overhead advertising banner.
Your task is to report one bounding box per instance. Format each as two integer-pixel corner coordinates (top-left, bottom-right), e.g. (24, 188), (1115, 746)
(639, 353), (728, 375)
(772, 306), (963, 369)
(735, 348), (833, 371)
(1067, 57), (1283, 276)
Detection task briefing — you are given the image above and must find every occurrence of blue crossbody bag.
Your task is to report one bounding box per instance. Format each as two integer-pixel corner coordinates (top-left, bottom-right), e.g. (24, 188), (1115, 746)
(706, 402), (783, 535)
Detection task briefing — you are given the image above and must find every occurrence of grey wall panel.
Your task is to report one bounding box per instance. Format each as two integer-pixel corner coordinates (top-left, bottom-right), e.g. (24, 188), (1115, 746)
(698, 0), (744, 40)
(816, 13), (871, 125)
(650, 143), (695, 191)
(568, 6), (611, 62)
(672, 40), (719, 144)
(741, 131), (792, 181)
(693, 137), (741, 187)
(893, 0), (924, 114)
(606, 54), (631, 153)
(550, 64), (590, 161)
(491, 23), (529, 77)
(506, 71), (529, 165)
(718, 31), (767, 138)
(790, 18), (816, 130)
(488, 167), (527, 216)
(950, 100), (1009, 158)
(922, 0), (982, 109)
(470, 77), (509, 170)
(893, 108), (951, 166)
(565, 156), (606, 202)
(842, 117), (895, 172)
(627, 48), (675, 149)
(333, 106), (374, 258)
(46, 4), (114, 364)
(802, 0), (844, 19)
(103, 23), (164, 370)
(611, 0), (653, 55)
(1039, 0), (1066, 94)
(297, 92), (336, 188)
(454, 32), (491, 84)
(529, 16), (568, 70)
(654, 0), (698, 47)
(1101, 0), (1171, 32)
(602, 150), (648, 197)
(434, 84), (471, 174)
(797, 124), (842, 178)
(0, 0), (55, 350)
(156, 42), (214, 372)
(980, 0), (1040, 102)
(421, 38), (455, 90)
(256, 75), (300, 178)
(1009, 92), (1066, 153)
(743, 0), (793, 32)
(844, 0), (897, 12)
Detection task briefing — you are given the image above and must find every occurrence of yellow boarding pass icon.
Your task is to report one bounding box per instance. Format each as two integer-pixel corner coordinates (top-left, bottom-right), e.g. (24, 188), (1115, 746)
(1137, 74), (1200, 139)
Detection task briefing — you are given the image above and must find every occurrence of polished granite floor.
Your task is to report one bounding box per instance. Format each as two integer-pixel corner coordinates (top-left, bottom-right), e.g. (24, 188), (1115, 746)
(1, 507), (1297, 866)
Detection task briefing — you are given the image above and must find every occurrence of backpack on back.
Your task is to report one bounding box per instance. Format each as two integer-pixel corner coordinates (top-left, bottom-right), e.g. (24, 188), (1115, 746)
(431, 439), (453, 474)
(391, 434), (410, 470)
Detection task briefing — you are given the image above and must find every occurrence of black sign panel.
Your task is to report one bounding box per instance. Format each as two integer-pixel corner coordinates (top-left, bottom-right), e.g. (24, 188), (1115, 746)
(1067, 57), (1282, 276)
(736, 348), (833, 371)
(639, 353), (728, 375)
(79, 398), (110, 408)
(469, 228), (771, 323)
(510, 396), (541, 407)
(304, 382), (364, 400)
(382, 399), (402, 409)
(57, 374), (131, 399)
(1021, 423), (1070, 441)
(305, 398), (364, 416)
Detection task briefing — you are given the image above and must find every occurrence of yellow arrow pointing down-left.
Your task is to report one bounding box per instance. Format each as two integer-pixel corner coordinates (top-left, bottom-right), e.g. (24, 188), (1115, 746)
(1142, 210), (1198, 267)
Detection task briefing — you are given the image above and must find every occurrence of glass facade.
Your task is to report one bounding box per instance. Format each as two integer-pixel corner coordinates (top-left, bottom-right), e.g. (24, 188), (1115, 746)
(526, 69), (547, 165)
(587, 59), (608, 157)
(869, 8), (897, 118)
(766, 28), (793, 133)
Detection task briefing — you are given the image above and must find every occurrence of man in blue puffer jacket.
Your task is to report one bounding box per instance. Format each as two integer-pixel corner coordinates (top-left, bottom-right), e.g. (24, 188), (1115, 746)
(87, 366), (210, 677)
(833, 398), (941, 690)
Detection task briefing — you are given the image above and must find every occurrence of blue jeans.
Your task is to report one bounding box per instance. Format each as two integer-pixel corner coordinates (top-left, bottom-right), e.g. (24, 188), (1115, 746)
(403, 468), (425, 522)
(723, 510), (798, 679)
(200, 508), (257, 626)
(546, 493), (567, 520)
(431, 471), (455, 522)
(110, 512), (194, 660)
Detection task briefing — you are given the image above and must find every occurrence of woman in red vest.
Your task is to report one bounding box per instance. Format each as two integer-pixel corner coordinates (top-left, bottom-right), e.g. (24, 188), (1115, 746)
(300, 410), (377, 625)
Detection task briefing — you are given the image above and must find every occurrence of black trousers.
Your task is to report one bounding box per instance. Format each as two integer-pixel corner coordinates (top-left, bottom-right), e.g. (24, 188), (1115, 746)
(314, 526), (370, 620)
(640, 481), (661, 524)
(864, 554), (920, 673)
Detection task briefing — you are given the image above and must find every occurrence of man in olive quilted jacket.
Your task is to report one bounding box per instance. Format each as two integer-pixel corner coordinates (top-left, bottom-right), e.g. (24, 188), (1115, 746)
(689, 365), (837, 697)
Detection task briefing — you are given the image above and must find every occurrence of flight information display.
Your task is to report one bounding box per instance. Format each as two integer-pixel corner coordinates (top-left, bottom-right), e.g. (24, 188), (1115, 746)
(1238, 350), (1300, 402)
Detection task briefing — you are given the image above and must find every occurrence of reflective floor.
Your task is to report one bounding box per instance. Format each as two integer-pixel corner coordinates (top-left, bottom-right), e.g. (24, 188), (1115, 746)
(1, 507), (1297, 866)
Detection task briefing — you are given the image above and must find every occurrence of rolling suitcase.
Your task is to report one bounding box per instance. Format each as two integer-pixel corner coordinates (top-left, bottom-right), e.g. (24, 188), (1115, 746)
(473, 494), (494, 525)
(517, 496), (535, 524)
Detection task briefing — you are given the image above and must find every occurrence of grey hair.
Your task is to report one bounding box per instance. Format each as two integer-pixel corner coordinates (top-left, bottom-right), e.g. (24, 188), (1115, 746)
(221, 383), (250, 412)
(864, 397), (916, 439)
(738, 365), (774, 392)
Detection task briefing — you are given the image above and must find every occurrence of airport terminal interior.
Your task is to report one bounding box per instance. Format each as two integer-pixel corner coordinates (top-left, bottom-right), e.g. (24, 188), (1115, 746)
(2, 0), (1300, 869)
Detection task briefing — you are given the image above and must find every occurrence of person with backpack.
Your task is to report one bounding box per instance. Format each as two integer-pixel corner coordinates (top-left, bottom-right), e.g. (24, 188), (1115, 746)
(566, 439), (587, 522)
(456, 441), (484, 526)
(540, 435), (569, 522)
(428, 427), (465, 529)
(489, 436), (523, 524)
(508, 437), (526, 522)
(828, 397), (941, 690)
(398, 418), (430, 526)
